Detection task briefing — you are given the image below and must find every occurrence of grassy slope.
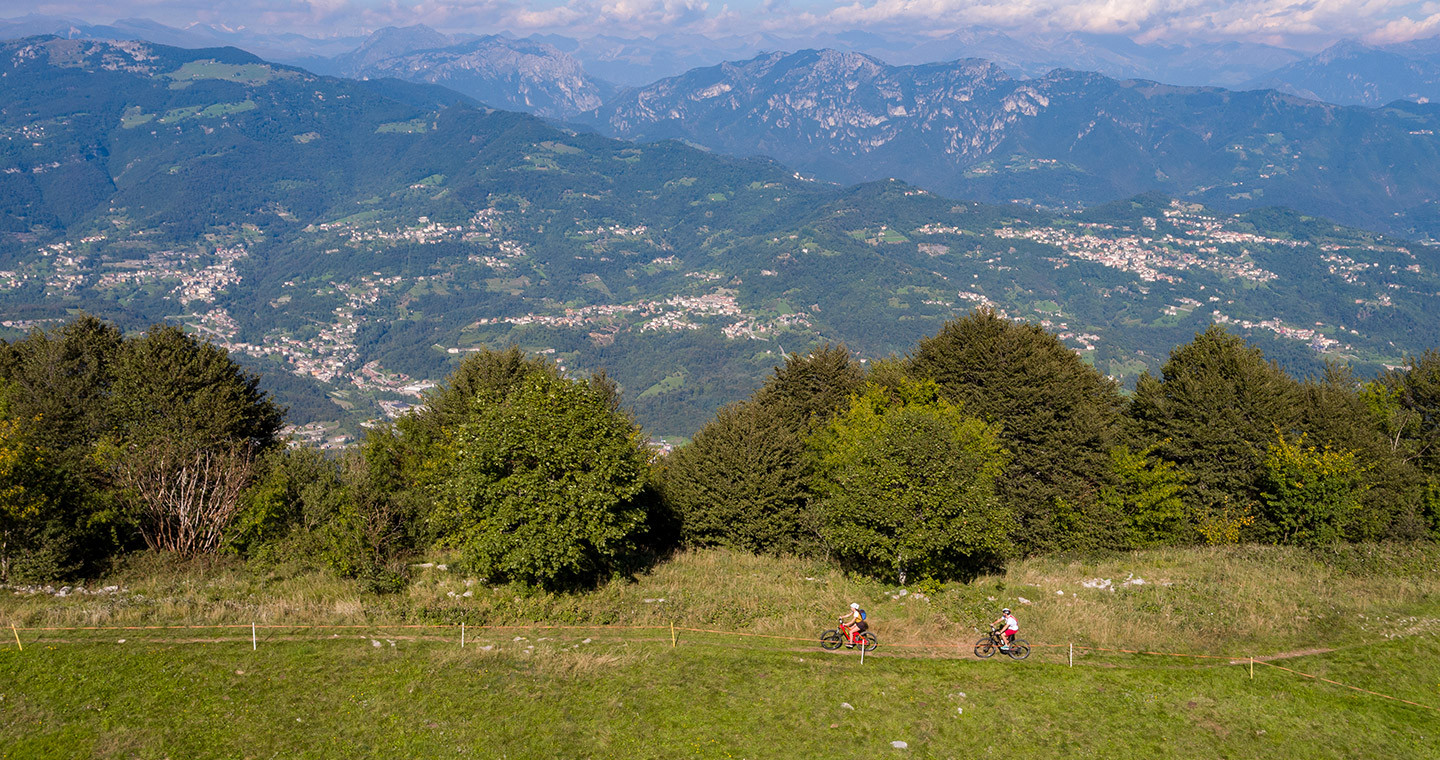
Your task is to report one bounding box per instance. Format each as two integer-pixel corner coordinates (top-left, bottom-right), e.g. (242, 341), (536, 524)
(2, 545), (1438, 757)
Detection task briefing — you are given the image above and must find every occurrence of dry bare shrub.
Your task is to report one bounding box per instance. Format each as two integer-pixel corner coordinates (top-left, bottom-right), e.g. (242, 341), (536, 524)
(113, 439), (255, 557)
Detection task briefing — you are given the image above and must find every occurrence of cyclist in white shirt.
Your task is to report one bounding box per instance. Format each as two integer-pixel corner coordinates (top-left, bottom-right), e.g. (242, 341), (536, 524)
(990, 608), (1018, 650)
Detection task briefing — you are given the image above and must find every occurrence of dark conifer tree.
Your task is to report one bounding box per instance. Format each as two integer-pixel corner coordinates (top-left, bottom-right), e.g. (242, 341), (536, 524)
(908, 309), (1125, 552)
(660, 344), (864, 554)
(1127, 324), (1303, 521)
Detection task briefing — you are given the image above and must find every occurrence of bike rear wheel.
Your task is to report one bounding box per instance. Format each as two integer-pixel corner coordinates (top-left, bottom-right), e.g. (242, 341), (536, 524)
(859, 632), (877, 652)
(1007, 639), (1031, 660)
(820, 630), (844, 650)
(974, 638), (996, 658)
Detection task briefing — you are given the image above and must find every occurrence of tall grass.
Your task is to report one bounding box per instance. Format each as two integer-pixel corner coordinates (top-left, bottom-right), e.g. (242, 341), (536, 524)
(3, 543), (1437, 656)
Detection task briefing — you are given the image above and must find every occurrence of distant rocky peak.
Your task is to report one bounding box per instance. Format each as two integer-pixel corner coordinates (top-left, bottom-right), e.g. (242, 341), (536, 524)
(335, 24), (454, 74)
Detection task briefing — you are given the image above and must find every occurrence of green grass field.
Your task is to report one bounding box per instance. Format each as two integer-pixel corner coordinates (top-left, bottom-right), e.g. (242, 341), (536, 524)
(2, 545), (1438, 757)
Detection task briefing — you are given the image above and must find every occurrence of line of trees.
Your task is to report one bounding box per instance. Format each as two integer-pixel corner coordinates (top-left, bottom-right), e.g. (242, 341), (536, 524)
(662, 311), (1440, 582)
(2, 310), (1438, 590)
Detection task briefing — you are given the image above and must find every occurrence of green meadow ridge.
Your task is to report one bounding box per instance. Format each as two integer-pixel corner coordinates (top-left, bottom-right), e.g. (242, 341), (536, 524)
(2, 547), (1438, 757)
(3, 37), (1440, 439)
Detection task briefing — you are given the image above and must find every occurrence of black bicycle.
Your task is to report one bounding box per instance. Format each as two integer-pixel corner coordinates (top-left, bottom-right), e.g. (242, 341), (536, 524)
(973, 627), (1030, 660)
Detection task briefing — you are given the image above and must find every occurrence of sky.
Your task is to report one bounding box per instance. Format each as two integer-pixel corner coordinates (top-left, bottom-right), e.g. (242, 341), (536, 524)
(8, 0), (1440, 49)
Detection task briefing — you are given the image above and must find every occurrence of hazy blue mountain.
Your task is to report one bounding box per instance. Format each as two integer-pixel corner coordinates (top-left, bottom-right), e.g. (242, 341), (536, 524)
(1245, 40), (1440, 106)
(0, 14), (362, 69)
(330, 25), (457, 75)
(588, 49), (1440, 238)
(346, 34), (613, 118)
(529, 29), (1305, 88)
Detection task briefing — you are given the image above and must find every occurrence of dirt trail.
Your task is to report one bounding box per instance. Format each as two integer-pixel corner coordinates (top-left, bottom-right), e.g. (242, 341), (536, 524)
(1230, 648), (1334, 664)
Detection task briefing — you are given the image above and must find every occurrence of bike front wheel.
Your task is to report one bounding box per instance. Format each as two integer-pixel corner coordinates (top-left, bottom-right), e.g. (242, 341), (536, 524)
(1007, 639), (1031, 660)
(820, 630), (844, 650)
(974, 638), (996, 658)
(859, 632), (877, 652)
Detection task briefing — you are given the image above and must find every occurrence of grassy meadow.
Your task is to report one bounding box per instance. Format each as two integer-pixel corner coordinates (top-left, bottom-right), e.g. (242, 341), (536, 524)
(2, 545), (1438, 757)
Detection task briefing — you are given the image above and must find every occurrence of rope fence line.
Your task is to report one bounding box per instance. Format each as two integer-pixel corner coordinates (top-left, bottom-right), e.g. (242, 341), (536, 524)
(1253, 660), (1439, 713)
(3, 621), (1434, 713)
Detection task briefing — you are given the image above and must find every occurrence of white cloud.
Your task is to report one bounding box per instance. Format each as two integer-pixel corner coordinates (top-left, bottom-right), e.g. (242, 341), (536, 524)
(13, 0), (1440, 44)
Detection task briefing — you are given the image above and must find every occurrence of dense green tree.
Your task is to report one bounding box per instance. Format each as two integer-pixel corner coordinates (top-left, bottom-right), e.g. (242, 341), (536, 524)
(316, 431), (423, 591)
(0, 418), (69, 581)
(0, 318), (124, 575)
(751, 344), (867, 435)
(1259, 432), (1366, 545)
(428, 367), (651, 588)
(1100, 444), (1191, 549)
(656, 344), (863, 555)
(908, 309), (1124, 551)
(1302, 364), (1426, 539)
(108, 325), (284, 450)
(403, 345), (552, 445)
(0, 314), (122, 465)
(659, 401), (811, 553)
(810, 380), (1010, 583)
(1127, 324), (1303, 520)
(1380, 350), (1440, 476)
(227, 446), (348, 558)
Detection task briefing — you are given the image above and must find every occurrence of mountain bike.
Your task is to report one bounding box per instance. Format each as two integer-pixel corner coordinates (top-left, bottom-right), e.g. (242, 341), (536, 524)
(820, 620), (877, 652)
(973, 627), (1030, 660)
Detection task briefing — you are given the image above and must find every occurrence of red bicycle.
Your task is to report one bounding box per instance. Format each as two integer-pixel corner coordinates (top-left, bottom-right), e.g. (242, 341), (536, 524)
(820, 620), (877, 652)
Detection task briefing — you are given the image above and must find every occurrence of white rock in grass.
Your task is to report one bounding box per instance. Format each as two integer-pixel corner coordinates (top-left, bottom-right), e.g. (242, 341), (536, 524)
(891, 740), (908, 749)
(117, 639), (126, 644)
(1017, 597), (1031, 605)
(479, 645), (494, 651)
(582, 638), (592, 644)
(513, 636), (527, 641)
(1056, 590), (1064, 595)
(841, 703), (854, 710)
(371, 640), (382, 647)
(957, 707), (963, 714)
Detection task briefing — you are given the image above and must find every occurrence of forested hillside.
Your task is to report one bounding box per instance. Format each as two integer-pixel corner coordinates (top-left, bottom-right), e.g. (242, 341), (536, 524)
(4, 36), (1440, 442)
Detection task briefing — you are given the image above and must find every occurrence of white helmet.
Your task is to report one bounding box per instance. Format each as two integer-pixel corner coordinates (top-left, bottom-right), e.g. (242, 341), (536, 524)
(850, 602), (860, 610)
(1002, 608), (1011, 614)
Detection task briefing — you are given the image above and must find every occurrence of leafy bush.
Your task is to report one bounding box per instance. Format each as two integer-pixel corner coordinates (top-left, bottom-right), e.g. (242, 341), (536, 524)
(1259, 432), (1366, 545)
(809, 380), (1010, 583)
(428, 366), (651, 589)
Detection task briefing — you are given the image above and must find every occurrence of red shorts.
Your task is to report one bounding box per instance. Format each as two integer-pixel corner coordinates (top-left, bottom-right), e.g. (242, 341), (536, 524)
(1004, 629), (1018, 636)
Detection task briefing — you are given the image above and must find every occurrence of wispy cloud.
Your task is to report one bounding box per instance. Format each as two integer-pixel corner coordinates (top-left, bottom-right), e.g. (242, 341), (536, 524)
(14, 0), (1440, 45)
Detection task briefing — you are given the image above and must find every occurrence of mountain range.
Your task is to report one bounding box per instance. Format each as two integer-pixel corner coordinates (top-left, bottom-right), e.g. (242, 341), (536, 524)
(11, 13), (1440, 104)
(331, 29), (613, 119)
(589, 49), (1440, 238)
(4, 36), (1439, 442)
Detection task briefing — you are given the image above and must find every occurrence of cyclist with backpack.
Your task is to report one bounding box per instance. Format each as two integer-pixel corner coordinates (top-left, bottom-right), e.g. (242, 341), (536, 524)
(841, 602), (868, 648)
(991, 608), (1018, 650)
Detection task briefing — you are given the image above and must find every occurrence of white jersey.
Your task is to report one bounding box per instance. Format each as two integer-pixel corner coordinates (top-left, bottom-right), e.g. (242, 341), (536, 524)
(1003, 615), (1018, 631)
